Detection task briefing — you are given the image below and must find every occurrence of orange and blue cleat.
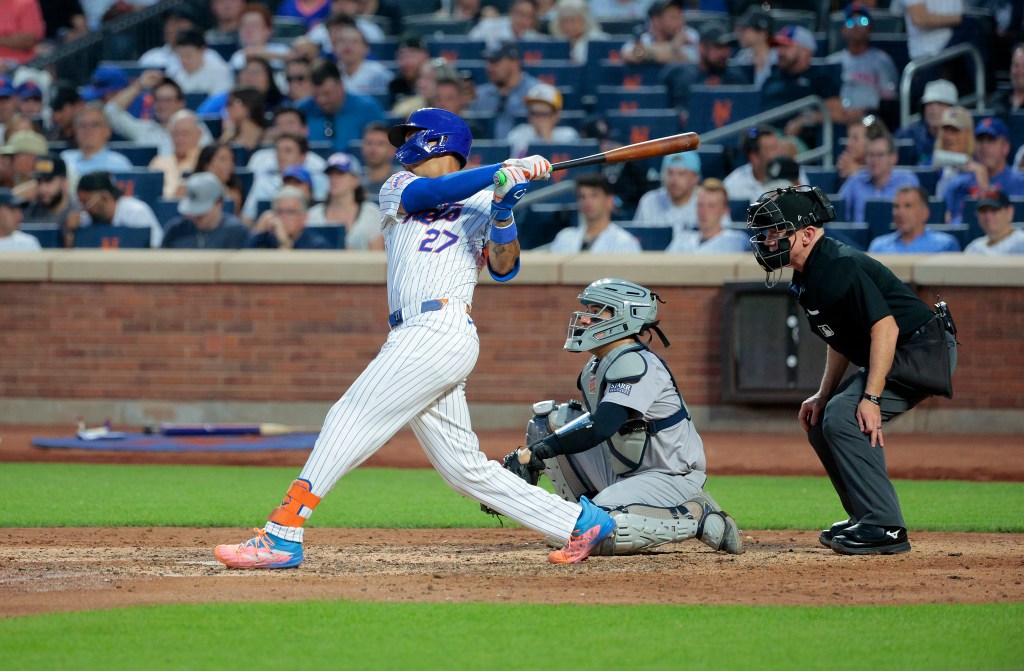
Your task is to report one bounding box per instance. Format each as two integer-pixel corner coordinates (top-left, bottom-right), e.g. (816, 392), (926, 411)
(547, 496), (615, 564)
(214, 528), (304, 569)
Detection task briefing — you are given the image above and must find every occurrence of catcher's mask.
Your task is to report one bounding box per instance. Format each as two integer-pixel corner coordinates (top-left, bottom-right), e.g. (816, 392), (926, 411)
(565, 278), (669, 352)
(746, 185), (835, 281)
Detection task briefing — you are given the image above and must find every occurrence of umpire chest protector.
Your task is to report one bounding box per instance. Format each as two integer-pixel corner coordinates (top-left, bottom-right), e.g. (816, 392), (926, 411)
(578, 342), (689, 475)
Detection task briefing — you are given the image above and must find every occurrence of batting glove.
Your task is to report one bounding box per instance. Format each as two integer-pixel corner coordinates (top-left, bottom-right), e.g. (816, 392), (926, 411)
(491, 166), (531, 221)
(502, 155), (552, 181)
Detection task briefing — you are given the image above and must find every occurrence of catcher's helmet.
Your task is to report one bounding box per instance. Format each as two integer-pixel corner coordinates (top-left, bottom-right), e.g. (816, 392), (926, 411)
(746, 185), (835, 272)
(564, 278), (668, 352)
(388, 107), (472, 168)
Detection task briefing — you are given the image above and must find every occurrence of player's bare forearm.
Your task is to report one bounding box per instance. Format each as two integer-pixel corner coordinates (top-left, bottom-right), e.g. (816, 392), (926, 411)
(865, 316), (898, 396)
(487, 238), (520, 276)
(818, 346), (850, 398)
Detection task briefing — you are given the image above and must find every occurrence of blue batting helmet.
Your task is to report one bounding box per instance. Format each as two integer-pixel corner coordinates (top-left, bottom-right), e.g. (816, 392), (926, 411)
(388, 108), (472, 168)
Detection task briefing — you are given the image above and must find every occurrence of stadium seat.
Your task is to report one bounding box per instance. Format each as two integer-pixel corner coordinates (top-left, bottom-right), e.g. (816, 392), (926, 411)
(769, 9), (819, 32)
(112, 170), (163, 204)
(607, 110), (679, 147)
(21, 223), (61, 248)
(895, 139), (916, 167)
(596, 86), (669, 115)
(153, 199), (180, 228)
(183, 92), (206, 111)
(465, 140), (511, 168)
(597, 19), (642, 36)
(256, 199), (272, 220)
(272, 17), (307, 39)
(524, 61), (583, 89)
(97, 61), (148, 82)
(403, 14), (472, 37)
(236, 169), (254, 203)
(74, 226), (151, 249)
(206, 39), (237, 62)
(826, 222), (870, 250)
(908, 168), (941, 196)
(688, 86), (761, 134)
(369, 39), (397, 62)
(871, 33), (911, 75)
(198, 114), (222, 140)
(109, 142), (157, 168)
(310, 225), (346, 249)
(425, 38), (486, 62)
(518, 202), (576, 250)
(230, 145), (252, 168)
(729, 199), (752, 223)
(598, 61), (663, 88)
(518, 40), (571, 64)
(309, 141), (334, 160)
(804, 166), (838, 194)
(863, 198), (893, 237)
(927, 198), (946, 223)
(1009, 112), (1024, 153)
(622, 226), (673, 251)
(452, 59), (487, 85)
(697, 144), (728, 181)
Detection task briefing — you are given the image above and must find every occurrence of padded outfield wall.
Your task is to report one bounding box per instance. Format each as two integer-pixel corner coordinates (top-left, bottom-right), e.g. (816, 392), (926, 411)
(1, 251), (1021, 433)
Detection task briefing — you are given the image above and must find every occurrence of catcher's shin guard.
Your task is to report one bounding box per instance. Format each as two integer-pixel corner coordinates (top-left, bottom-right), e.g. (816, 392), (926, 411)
(594, 504), (699, 555)
(687, 492), (743, 555)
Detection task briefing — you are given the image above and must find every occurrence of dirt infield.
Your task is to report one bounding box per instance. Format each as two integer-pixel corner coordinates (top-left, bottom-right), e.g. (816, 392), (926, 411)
(2, 425), (1023, 617)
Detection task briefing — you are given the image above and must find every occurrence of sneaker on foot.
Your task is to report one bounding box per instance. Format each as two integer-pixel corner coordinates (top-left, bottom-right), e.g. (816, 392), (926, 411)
(547, 496), (615, 564)
(214, 528), (304, 569)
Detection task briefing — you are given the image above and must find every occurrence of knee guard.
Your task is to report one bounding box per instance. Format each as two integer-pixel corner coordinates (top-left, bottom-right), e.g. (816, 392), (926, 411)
(267, 479), (321, 528)
(593, 503), (698, 556)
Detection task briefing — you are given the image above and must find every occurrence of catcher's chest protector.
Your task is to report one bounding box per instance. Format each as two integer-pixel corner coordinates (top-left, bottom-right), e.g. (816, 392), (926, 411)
(579, 343), (650, 475)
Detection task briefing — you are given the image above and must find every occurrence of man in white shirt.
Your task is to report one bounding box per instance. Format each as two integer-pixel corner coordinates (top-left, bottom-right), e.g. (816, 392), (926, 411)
(169, 30), (234, 96)
(243, 132), (327, 222)
(0, 189), (41, 251)
(329, 15), (393, 97)
(247, 107), (328, 181)
(964, 188), (1024, 255)
(550, 173), (641, 253)
(71, 171), (163, 247)
(666, 179), (749, 254)
(723, 124), (810, 203)
(621, 0), (698, 65)
(104, 72), (212, 157)
(468, 0), (544, 49)
(632, 150), (700, 239)
(507, 83), (581, 158)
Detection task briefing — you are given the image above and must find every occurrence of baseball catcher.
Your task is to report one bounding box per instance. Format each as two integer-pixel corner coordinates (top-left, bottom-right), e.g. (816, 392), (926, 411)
(492, 278), (743, 556)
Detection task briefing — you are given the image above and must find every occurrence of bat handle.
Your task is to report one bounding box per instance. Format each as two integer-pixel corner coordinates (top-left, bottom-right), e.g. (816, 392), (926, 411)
(493, 170), (507, 187)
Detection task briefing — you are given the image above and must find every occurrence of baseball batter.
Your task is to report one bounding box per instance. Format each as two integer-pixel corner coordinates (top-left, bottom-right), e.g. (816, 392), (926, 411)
(215, 108), (615, 569)
(500, 279), (743, 555)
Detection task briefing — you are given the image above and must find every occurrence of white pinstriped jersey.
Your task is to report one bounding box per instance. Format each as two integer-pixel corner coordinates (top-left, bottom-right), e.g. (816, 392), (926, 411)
(379, 171), (493, 312)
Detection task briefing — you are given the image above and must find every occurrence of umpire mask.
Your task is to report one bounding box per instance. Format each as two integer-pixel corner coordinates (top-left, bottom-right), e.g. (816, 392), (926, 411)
(746, 186), (835, 277)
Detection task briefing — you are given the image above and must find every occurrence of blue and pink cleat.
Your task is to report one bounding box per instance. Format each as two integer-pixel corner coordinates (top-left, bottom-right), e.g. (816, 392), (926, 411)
(547, 496), (615, 564)
(214, 528), (303, 569)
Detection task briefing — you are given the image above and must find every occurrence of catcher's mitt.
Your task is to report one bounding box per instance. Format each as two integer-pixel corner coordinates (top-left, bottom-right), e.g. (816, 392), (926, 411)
(481, 448), (545, 517)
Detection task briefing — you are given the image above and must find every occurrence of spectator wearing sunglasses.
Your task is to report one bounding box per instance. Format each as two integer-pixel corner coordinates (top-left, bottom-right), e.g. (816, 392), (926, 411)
(284, 56), (314, 105)
(298, 60), (385, 152)
(825, 3), (899, 125)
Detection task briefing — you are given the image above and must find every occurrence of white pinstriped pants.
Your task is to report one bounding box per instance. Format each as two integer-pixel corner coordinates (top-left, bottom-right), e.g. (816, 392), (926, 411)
(266, 303), (581, 543)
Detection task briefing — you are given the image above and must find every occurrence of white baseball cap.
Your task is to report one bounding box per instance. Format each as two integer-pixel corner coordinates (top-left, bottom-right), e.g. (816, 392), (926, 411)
(921, 79), (957, 106)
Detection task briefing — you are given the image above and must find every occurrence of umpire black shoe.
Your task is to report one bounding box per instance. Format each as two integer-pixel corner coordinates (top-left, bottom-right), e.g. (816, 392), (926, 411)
(818, 519), (854, 548)
(830, 524), (911, 555)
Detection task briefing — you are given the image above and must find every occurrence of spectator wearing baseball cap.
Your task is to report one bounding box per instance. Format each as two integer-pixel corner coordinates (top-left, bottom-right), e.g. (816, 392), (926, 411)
(826, 3), (899, 124)
(662, 23), (747, 126)
(74, 171), (163, 248)
(161, 172), (250, 249)
(0, 188), (39, 251)
(23, 155), (74, 231)
(1, 129), (49, 188)
(895, 79), (957, 166)
(507, 83), (581, 158)
(944, 117), (1024, 224)
(468, 41), (542, 140)
(733, 6), (776, 88)
(15, 81), (44, 119)
(632, 151), (703, 239)
(761, 26), (843, 147)
(307, 152), (384, 250)
(933, 106), (975, 198)
(963, 188), (1024, 255)
(78, 66), (131, 104)
(621, 0), (698, 67)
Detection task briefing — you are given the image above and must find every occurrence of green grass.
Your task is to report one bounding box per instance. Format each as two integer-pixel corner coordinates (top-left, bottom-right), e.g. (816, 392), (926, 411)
(1, 601), (1020, 671)
(3, 463), (1023, 531)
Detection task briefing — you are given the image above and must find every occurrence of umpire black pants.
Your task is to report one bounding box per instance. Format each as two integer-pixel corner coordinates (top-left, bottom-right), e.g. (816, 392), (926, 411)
(807, 332), (958, 528)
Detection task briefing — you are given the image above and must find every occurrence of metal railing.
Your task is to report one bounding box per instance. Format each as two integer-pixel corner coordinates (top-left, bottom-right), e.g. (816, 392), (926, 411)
(28, 0), (192, 86)
(899, 43), (986, 128)
(701, 95), (835, 168)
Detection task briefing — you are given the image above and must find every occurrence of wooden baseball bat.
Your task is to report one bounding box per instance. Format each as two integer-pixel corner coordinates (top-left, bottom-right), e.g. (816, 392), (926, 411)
(144, 423), (321, 436)
(494, 132), (701, 185)
(551, 132), (701, 172)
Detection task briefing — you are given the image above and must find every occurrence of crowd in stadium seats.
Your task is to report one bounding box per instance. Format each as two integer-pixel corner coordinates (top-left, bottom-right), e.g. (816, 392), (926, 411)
(1, 0), (1023, 255)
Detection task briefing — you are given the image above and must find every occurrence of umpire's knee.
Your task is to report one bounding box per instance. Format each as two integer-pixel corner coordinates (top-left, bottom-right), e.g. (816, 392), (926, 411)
(821, 396), (861, 447)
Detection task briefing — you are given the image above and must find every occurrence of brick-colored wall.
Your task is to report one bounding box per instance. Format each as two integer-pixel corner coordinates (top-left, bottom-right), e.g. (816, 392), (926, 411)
(3, 281), (1019, 410)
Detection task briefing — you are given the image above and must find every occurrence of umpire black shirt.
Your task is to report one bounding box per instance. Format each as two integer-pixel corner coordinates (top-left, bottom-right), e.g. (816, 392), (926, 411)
(790, 236), (934, 368)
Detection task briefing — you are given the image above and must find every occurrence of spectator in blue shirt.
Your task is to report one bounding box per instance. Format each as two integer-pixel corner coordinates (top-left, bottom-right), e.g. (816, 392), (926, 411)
(868, 185), (960, 253)
(944, 117), (1024, 224)
(298, 60), (385, 153)
(59, 105), (132, 189)
(839, 133), (921, 222)
(162, 172), (250, 249)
